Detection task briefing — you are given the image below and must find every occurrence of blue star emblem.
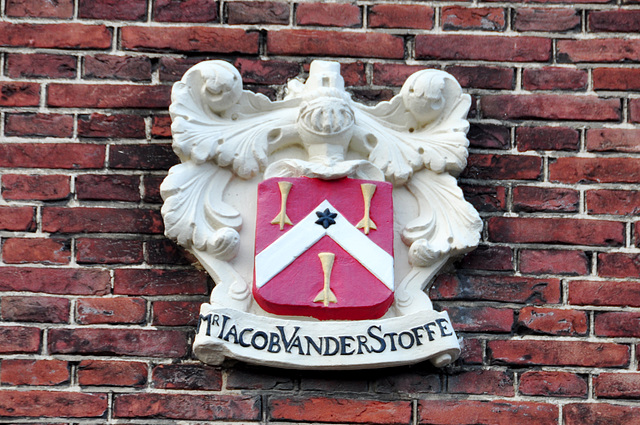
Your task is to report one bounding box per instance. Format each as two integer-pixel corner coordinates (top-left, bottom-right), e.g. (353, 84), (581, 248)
(315, 208), (337, 229)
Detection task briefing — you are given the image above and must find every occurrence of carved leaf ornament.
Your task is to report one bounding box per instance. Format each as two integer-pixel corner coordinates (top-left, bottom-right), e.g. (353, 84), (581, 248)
(161, 60), (482, 369)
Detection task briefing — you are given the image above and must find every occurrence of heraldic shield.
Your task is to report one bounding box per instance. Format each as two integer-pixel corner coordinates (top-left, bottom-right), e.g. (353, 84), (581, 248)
(254, 177), (394, 320)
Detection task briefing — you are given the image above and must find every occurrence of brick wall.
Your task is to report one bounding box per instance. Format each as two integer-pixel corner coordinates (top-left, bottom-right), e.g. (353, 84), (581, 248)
(1, 0), (639, 423)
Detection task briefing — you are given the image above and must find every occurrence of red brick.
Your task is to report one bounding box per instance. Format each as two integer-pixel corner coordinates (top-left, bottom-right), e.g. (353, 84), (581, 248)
(519, 371), (587, 398)
(442, 7), (505, 31)
(0, 206), (35, 231)
(269, 397), (410, 424)
(1, 296), (69, 323)
(587, 128), (640, 153)
(462, 154), (541, 180)
(47, 84), (170, 108)
(109, 144), (178, 170)
(234, 58), (301, 85)
(516, 126), (579, 151)
(43, 207), (163, 234)
(1, 359), (69, 386)
(5, 113), (74, 138)
(300, 61), (365, 86)
(0, 23), (111, 49)
(565, 403), (640, 425)
(517, 306), (588, 336)
(0, 82), (39, 107)
(483, 95), (620, 121)
(152, 300), (201, 326)
(6, 53), (76, 78)
(115, 393), (260, 420)
(372, 63), (430, 86)
(520, 249), (588, 275)
(152, 116), (172, 138)
(590, 9), (640, 32)
(153, 0), (218, 22)
(445, 306), (514, 332)
(0, 326), (40, 354)
(466, 125), (508, 150)
(569, 280), (640, 307)
(523, 67), (588, 90)
(488, 217), (624, 246)
(461, 185), (507, 212)
(419, 400), (557, 425)
(416, 35), (550, 62)
(122, 26), (258, 54)
(268, 30), (404, 59)
(152, 364), (222, 390)
(227, 365), (296, 390)
(368, 4), (433, 29)
(159, 57), (203, 81)
(78, 360), (147, 387)
(49, 328), (188, 358)
(460, 245), (514, 271)
(0, 267), (110, 295)
(297, 3), (361, 28)
(596, 312), (640, 337)
(0, 390), (107, 417)
(146, 239), (194, 264)
(488, 340), (629, 367)
(0, 143), (104, 169)
(594, 373), (640, 398)
(550, 157), (640, 184)
(3, 238), (70, 264)
(631, 99), (640, 122)
(76, 174), (140, 201)
(448, 370), (514, 396)
(78, 0), (147, 20)
(513, 186), (579, 213)
(6, 0), (73, 17)
(588, 190), (640, 215)
(558, 39), (640, 63)
(76, 297), (146, 324)
(227, 1), (289, 24)
(114, 268), (208, 295)
(76, 238), (143, 264)
(84, 55), (152, 81)
(514, 8), (580, 32)
(446, 66), (514, 90)
(460, 338), (483, 365)
(431, 274), (561, 304)
(143, 175), (166, 204)
(594, 68), (640, 91)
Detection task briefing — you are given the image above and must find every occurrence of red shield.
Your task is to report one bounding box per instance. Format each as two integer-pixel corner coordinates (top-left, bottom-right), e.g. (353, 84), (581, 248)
(253, 177), (394, 320)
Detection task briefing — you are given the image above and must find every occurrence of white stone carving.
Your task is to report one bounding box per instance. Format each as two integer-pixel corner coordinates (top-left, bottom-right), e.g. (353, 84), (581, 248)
(161, 60), (482, 369)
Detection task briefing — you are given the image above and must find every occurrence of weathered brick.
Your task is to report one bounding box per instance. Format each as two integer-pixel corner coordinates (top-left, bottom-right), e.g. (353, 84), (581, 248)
(122, 26), (259, 54)
(0, 206), (35, 231)
(268, 30), (404, 59)
(0, 359), (69, 386)
(446, 66), (514, 90)
(462, 154), (541, 180)
(143, 175), (166, 203)
(442, 7), (505, 31)
(483, 95), (620, 121)
(227, 365), (296, 390)
(115, 393), (260, 420)
(234, 58), (300, 85)
(461, 185), (507, 212)
(6, 0), (73, 18)
(1, 296), (69, 323)
(419, 400), (557, 425)
(297, 3), (361, 28)
(0, 82), (40, 107)
(588, 190), (640, 216)
(596, 312), (640, 337)
(84, 55), (152, 81)
(5, 113), (74, 138)
(594, 68), (640, 91)
(146, 239), (193, 264)
(158, 57), (203, 82)
(6, 53), (76, 79)
(48, 84), (170, 108)
(227, 1), (289, 24)
(152, 364), (222, 390)
(558, 39), (640, 63)
(114, 268), (208, 295)
(153, 0), (218, 22)
(0, 23), (111, 49)
(517, 306), (588, 336)
(368, 4), (433, 29)
(416, 35), (550, 62)
(431, 274), (561, 304)
(301, 61), (366, 86)
(78, 0), (147, 20)
(152, 115), (172, 138)
(488, 340), (629, 367)
(587, 128), (640, 153)
(523, 67), (588, 90)
(0, 144), (104, 169)
(589, 9), (640, 32)
(459, 338), (483, 365)
(519, 249), (589, 275)
(372, 64), (430, 87)
(594, 373), (640, 398)
(109, 144), (178, 170)
(569, 280), (640, 307)
(43, 207), (163, 234)
(519, 371), (587, 398)
(76, 174), (141, 201)
(565, 403), (640, 425)
(550, 157), (640, 184)
(78, 360), (147, 387)
(76, 238), (143, 264)
(49, 328), (188, 358)
(2, 238), (70, 264)
(0, 390), (107, 417)
(76, 297), (146, 324)
(516, 126), (580, 151)
(152, 300), (201, 326)
(488, 217), (624, 246)
(448, 370), (514, 396)
(631, 99), (640, 123)
(514, 8), (580, 32)
(460, 245), (514, 271)
(301, 371), (369, 393)
(0, 267), (110, 295)
(0, 326), (40, 354)
(513, 186), (579, 213)
(444, 306), (514, 332)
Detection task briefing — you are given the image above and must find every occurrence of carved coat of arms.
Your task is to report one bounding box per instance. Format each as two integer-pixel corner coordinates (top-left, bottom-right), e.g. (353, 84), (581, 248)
(161, 60), (481, 369)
